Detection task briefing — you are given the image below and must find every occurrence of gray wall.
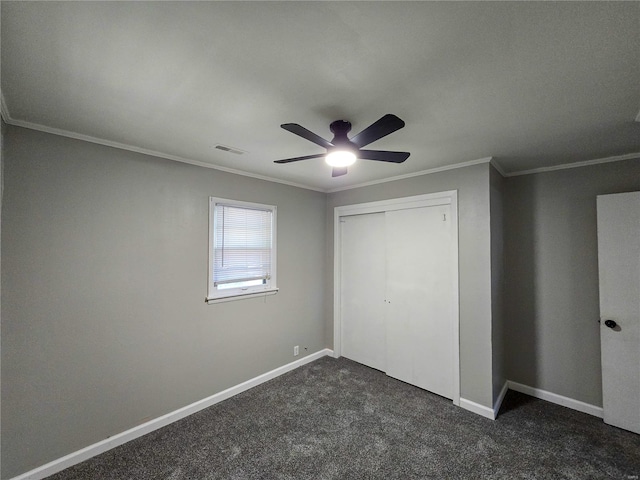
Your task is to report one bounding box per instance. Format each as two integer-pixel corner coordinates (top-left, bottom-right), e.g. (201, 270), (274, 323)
(326, 163), (494, 408)
(504, 158), (640, 407)
(1, 125), (327, 479)
(490, 165), (505, 404)
(1, 120), (5, 466)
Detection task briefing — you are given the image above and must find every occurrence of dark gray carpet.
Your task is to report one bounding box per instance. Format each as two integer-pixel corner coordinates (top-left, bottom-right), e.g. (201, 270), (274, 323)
(48, 356), (640, 479)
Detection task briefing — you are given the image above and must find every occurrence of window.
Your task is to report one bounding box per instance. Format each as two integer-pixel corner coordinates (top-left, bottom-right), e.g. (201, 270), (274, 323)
(207, 197), (278, 303)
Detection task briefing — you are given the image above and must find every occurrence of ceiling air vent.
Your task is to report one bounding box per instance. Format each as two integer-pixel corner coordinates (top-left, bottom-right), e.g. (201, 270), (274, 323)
(214, 144), (246, 155)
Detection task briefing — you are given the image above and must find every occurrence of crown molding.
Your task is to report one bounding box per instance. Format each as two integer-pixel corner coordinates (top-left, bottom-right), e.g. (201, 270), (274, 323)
(0, 90), (11, 123)
(2, 116), (326, 192)
(3, 109), (495, 193)
(326, 157), (494, 193)
(3, 100), (637, 189)
(489, 158), (507, 177)
(504, 152), (640, 177)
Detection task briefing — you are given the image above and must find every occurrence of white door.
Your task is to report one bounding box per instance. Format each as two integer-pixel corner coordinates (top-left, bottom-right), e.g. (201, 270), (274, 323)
(597, 191), (640, 434)
(340, 213), (387, 371)
(385, 205), (454, 398)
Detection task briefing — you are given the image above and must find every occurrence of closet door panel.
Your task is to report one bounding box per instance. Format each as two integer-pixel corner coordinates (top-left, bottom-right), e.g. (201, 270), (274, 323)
(340, 213), (387, 371)
(385, 205), (454, 399)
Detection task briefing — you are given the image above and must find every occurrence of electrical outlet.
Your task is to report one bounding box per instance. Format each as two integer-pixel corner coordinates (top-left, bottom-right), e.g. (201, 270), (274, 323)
(294, 345), (299, 356)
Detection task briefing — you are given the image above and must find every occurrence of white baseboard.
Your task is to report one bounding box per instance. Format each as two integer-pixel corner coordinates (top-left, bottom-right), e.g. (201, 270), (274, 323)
(460, 397), (496, 420)
(493, 381), (509, 418)
(507, 380), (603, 418)
(10, 348), (334, 480)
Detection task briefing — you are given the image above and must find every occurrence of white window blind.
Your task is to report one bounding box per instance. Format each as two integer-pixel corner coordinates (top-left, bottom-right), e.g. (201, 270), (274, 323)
(213, 204), (272, 286)
(208, 198), (277, 303)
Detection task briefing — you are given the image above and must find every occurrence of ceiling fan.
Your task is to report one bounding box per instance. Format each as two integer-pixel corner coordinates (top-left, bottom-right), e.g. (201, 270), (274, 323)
(274, 114), (410, 177)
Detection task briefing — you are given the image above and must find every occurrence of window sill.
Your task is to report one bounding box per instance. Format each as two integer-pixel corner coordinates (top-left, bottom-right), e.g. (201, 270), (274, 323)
(206, 288), (279, 304)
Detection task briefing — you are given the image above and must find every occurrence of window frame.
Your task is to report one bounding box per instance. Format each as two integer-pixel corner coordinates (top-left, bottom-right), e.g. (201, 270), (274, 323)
(207, 197), (278, 304)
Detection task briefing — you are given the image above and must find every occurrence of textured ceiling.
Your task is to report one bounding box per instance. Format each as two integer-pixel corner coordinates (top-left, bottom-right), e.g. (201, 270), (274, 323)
(2, 1), (639, 191)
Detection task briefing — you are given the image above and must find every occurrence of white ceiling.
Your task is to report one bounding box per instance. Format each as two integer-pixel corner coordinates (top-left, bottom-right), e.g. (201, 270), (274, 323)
(2, 1), (639, 191)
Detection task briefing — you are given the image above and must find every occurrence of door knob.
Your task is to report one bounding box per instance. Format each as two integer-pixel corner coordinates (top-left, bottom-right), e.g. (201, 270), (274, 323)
(604, 319), (617, 329)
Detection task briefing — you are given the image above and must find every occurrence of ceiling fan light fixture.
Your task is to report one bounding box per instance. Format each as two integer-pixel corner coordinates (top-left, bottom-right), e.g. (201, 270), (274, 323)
(275, 114), (409, 176)
(325, 150), (357, 167)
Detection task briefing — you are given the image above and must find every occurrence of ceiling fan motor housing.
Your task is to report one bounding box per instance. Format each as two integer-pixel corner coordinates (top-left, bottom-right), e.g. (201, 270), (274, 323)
(329, 120), (357, 152)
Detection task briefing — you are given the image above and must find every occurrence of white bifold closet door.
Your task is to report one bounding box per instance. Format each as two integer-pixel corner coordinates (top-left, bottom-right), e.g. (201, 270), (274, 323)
(341, 212), (387, 372)
(341, 204), (454, 399)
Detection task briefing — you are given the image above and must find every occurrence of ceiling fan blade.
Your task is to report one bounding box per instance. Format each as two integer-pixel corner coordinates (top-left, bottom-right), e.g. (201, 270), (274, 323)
(281, 123), (333, 149)
(358, 150), (410, 163)
(332, 167), (348, 177)
(350, 114), (405, 148)
(274, 153), (325, 164)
